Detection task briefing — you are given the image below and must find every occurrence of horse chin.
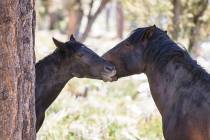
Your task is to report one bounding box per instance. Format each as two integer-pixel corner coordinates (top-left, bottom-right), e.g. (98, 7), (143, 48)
(111, 76), (118, 81)
(101, 71), (117, 82)
(102, 76), (112, 82)
(101, 76), (115, 82)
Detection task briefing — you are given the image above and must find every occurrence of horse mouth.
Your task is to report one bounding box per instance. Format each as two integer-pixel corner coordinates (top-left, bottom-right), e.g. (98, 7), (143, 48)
(101, 70), (117, 82)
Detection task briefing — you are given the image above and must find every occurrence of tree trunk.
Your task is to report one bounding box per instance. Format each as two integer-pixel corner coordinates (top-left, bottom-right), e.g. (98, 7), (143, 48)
(0, 0), (36, 140)
(188, 24), (200, 52)
(68, 7), (83, 38)
(66, 0), (83, 38)
(79, 0), (110, 42)
(170, 0), (181, 40)
(116, 1), (124, 39)
(105, 3), (111, 31)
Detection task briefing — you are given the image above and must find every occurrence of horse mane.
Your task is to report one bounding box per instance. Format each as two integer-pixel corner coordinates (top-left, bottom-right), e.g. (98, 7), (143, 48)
(128, 26), (210, 82)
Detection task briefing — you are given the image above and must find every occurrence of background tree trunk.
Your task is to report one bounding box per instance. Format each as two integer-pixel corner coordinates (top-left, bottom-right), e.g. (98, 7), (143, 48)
(79, 0), (110, 42)
(116, 1), (124, 39)
(105, 3), (111, 31)
(170, 0), (181, 40)
(188, 0), (208, 52)
(42, 0), (54, 29)
(68, 0), (84, 38)
(0, 0), (36, 139)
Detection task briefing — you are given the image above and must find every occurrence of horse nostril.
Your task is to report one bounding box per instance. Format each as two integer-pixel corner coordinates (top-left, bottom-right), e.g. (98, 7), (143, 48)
(104, 65), (114, 72)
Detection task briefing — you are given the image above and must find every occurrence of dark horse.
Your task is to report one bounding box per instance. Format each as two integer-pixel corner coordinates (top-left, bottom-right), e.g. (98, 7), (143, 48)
(103, 25), (210, 140)
(36, 35), (116, 132)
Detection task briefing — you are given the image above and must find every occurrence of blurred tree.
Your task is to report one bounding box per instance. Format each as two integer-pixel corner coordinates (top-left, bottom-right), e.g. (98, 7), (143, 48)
(116, 0), (124, 39)
(39, 0), (54, 29)
(123, 0), (210, 53)
(37, 0), (64, 30)
(0, 0), (36, 139)
(65, 0), (84, 38)
(79, 0), (111, 42)
(105, 3), (112, 31)
(169, 0), (181, 40)
(64, 0), (111, 42)
(169, 0), (209, 52)
(123, 0), (171, 28)
(187, 0), (209, 52)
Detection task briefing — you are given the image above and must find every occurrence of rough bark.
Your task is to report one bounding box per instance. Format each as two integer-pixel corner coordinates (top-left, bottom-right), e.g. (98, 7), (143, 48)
(0, 0), (36, 139)
(79, 0), (110, 42)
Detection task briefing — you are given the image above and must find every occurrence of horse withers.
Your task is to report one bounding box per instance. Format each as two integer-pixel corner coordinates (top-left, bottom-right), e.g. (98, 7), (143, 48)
(103, 25), (210, 140)
(36, 35), (116, 132)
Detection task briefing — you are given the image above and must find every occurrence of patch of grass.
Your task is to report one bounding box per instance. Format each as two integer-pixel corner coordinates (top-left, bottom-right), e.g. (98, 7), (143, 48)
(137, 115), (164, 140)
(108, 122), (125, 140)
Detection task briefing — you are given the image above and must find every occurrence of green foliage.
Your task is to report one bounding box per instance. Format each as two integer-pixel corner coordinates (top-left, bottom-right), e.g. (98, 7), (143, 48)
(107, 122), (125, 140)
(122, 0), (210, 50)
(138, 116), (163, 140)
(179, 0), (210, 38)
(122, 0), (172, 29)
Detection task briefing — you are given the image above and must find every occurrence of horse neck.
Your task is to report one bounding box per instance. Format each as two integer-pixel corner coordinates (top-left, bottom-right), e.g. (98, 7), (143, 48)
(35, 51), (74, 111)
(145, 60), (193, 117)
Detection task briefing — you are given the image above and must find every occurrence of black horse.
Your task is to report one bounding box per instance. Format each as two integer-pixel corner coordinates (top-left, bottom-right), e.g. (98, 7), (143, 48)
(103, 25), (210, 140)
(36, 35), (116, 132)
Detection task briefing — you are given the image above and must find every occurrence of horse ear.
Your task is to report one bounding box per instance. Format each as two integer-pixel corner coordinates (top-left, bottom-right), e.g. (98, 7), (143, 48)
(70, 34), (76, 41)
(141, 25), (156, 41)
(52, 37), (64, 48)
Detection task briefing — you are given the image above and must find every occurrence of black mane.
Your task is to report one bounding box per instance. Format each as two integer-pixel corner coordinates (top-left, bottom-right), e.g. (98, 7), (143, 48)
(128, 26), (210, 82)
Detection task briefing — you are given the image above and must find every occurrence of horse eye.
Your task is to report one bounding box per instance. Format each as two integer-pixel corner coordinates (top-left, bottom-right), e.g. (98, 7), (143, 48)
(124, 42), (130, 46)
